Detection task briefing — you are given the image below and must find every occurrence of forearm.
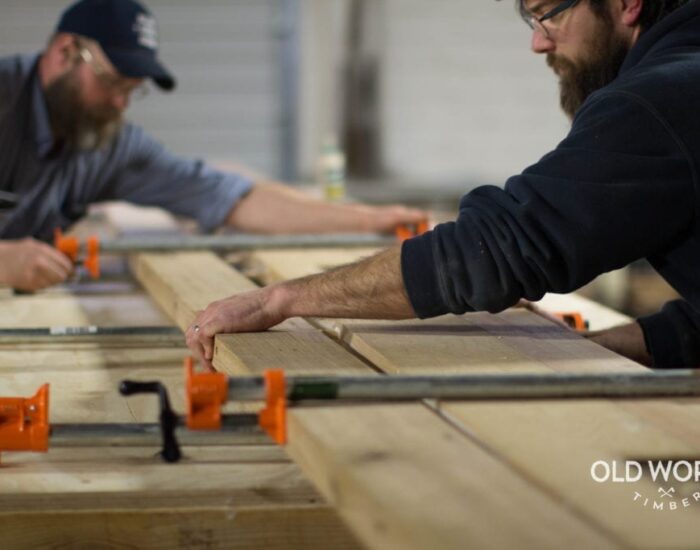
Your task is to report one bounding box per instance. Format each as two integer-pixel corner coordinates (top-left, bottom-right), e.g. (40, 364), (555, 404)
(226, 182), (376, 234)
(584, 322), (652, 367)
(273, 246), (416, 320)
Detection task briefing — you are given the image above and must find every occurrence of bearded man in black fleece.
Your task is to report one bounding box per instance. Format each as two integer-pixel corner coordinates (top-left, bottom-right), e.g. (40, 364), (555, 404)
(188, 0), (700, 370)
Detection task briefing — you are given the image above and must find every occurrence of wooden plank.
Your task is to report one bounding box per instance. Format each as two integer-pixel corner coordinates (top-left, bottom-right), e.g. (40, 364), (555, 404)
(445, 399), (700, 549)
(131, 252), (307, 332)
(132, 252), (366, 377)
(216, 337), (619, 549)
(249, 249), (700, 546)
(314, 310), (641, 375)
(0, 290), (174, 328)
(0, 447), (359, 550)
(318, 314), (556, 375)
(215, 323), (620, 548)
(131, 252), (258, 331)
(0, 282), (361, 550)
(135, 252), (617, 548)
(471, 310), (641, 373)
(1, 506), (354, 550)
(216, 331), (370, 376)
(287, 404), (617, 550)
(309, 309), (700, 547)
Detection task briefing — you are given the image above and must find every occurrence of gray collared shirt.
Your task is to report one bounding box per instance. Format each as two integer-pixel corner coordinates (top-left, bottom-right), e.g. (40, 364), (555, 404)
(0, 54), (253, 241)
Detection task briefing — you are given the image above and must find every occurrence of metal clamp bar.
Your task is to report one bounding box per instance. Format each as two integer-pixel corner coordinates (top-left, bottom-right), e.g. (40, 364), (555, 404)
(224, 370), (700, 402)
(50, 415), (266, 448)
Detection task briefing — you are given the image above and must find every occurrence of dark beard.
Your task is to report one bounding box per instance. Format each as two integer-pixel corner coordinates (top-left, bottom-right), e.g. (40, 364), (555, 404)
(44, 69), (123, 151)
(547, 15), (631, 120)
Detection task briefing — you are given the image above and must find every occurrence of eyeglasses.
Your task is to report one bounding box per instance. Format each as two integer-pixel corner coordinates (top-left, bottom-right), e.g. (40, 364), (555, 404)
(523, 0), (581, 39)
(78, 47), (149, 100)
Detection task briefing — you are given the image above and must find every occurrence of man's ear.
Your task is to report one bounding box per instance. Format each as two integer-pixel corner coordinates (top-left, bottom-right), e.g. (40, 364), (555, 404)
(619, 0), (643, 27)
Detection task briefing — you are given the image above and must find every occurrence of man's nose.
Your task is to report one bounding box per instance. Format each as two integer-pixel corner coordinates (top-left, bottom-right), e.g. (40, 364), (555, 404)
(531, 29), (555, 54)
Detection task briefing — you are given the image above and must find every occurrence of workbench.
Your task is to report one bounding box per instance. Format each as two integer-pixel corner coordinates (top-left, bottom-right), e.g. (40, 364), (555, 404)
(1, 205), (699, 549)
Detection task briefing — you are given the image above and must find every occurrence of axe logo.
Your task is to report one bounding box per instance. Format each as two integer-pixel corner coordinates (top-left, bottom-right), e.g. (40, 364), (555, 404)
(591, 459), (700, 512)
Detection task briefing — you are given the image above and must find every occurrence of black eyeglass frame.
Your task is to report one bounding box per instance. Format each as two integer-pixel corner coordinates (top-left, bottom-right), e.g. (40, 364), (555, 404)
(523, 0), (582, 36)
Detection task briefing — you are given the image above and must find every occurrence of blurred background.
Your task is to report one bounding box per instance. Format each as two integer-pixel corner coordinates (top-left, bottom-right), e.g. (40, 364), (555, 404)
(0, 0), (678, 317)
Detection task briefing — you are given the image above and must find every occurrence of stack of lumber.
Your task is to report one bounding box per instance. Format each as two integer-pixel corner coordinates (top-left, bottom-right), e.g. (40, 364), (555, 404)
(132, 248), (700, 549)
(0, 202), (697, 548)
(0, 285), (358, 549)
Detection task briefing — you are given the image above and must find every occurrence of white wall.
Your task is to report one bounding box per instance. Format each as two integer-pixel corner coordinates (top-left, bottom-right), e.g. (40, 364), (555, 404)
(298, 0), (349, 180)
(298, 0), (571, 187)
(382, 0), (570, 185)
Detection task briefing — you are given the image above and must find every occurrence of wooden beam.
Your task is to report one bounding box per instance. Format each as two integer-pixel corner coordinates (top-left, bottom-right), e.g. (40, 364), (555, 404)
(134, 251), (617, 548)
(0, 506), (359, 550)
(314, 311), (641, 375)
(287, 404), (616, 550)
(130, 252), (308, 332)
(312, 311), (700, 547)
(249, 248), (700, 547)
(445, 398), (700, 548)
(0, 279), (360, 549)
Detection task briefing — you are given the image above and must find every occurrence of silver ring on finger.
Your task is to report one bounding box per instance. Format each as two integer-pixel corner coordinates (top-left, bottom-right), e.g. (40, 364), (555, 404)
(193, 324), (200, 333)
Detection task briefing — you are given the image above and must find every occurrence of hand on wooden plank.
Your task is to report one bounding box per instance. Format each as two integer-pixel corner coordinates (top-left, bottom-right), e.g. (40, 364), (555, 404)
(0, 238), (74, 291)
(186, 286), (285, 367)
(186, 247), (415, 366)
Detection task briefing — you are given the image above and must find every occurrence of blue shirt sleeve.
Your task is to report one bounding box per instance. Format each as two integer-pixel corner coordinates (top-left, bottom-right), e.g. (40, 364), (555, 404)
(401, 92), (694, 317)
(95, 124), (254, 232)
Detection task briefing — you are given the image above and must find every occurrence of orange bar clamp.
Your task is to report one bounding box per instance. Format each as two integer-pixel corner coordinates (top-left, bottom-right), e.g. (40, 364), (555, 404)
(184, 358), (288, 445)
(395, 219), (430, 242)
(258, 369), (287, 445)
(555, 312), (589, 331)
(184, 357), (228, 430)
(53, 228), (79, 262)
(53, 229), (101, 279)
(0, 385), (50, 462)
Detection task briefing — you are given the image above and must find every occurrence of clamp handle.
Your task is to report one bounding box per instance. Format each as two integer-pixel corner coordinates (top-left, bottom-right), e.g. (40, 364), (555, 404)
(119, 380), (181, 463)
(184, 357), (227, 430)
(395, 219), (430, 242)
(0, 385), (50, 459)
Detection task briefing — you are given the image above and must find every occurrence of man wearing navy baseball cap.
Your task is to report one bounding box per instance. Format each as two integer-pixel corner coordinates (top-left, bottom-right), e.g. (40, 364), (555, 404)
(56, 0), (176, 91)
(0, 0), (425, 292)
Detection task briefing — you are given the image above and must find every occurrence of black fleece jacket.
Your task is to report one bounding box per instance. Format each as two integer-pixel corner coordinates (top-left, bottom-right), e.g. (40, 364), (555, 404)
(401, 0), (700, 368)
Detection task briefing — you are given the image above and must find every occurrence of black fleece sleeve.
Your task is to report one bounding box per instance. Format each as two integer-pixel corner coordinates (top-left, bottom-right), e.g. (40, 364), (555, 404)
(638, 300), (700, 368)
(401, 91), (694, 317)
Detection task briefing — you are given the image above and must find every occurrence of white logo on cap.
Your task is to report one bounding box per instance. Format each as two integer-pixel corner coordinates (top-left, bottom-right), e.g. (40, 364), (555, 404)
(133, 13), (158, 50)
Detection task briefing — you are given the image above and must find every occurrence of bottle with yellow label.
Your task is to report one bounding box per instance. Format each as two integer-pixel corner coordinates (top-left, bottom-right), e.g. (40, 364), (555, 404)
(317, 139), (346, 202)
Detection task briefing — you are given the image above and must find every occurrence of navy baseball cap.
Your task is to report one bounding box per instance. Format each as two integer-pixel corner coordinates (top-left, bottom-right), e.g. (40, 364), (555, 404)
(56, 0), (176, 91)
